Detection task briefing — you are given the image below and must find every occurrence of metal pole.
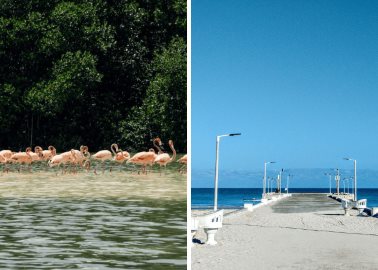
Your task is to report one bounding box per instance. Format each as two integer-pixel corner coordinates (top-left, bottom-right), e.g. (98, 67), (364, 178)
(267, 177), (270, 195)
(343, 179), (345, 193)
(336, 169), (340, 195)
(279, 169), (283, 194)
(213, 133), (241, 211)
(354, 160), (357, 201)
(286, 175), (289, 194)
(347, 179), (349, 194)
(214, 136), (220, 211)
(329, 175), (331, 194)
(263, 162), (267, 198)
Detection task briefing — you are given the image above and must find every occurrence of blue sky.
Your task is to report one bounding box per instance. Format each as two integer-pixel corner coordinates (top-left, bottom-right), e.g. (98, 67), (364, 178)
(192, 0), (378, 187)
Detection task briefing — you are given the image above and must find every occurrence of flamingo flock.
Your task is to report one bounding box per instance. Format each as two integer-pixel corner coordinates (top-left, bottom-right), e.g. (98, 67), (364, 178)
(0, 139), (187, 175)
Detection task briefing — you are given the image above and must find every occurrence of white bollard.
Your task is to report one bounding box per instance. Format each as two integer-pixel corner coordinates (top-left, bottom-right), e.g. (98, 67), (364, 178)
(197, 210), (224, 245)
(341, 199), (352, 216)
(204, 228), (219, 245)
(244, 201), (254, 211)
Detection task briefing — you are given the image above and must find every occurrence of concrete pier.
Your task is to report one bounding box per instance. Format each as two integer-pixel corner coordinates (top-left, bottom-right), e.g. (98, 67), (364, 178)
(192, 193), (378, 270)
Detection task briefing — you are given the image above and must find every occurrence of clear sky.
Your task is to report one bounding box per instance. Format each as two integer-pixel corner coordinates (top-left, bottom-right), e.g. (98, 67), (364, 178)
(192, 0), (378, 187)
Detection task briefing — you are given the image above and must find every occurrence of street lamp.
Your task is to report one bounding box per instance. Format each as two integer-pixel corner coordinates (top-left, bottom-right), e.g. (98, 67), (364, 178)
(343, 177), (352, 194)
(213, 133), (241, 211)
(286, 174), (292, 194)
(263, 161), (276, 198)
(279, 168), (284, 194)
(343, 158), (357, 201)
(271, 178), (275, 193)
(324, 173), (332, 194)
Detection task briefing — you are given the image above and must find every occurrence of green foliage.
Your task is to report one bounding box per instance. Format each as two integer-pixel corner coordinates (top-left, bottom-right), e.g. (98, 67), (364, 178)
(119, 37), (186, 152)
(26, 51), (102, 115)
(0, 0), (186, 152)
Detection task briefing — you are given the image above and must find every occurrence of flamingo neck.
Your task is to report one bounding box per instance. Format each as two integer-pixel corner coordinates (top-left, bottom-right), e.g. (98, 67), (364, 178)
(169, 142), (176, 162)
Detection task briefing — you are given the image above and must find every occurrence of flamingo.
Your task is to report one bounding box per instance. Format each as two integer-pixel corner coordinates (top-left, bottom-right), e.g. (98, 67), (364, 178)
(112, 143), (130, 164)
(177, 154), (187, 173)
(0, 150), (13, 159)
(0, 150), (12, 173)
(48, 150), (75, 174)
(127, 139), (161, 174)
(154, 140), (177, 174)
(9, 148), (33, 172)
(91, 144), (118, 173)
(70, 146), (89, 173)
(178, 154), (187, 164)
(127, 151), (157, 174)
(35, 146), (56, 161)
(26, 147), (42, 162)
(0, 154), (10, 173)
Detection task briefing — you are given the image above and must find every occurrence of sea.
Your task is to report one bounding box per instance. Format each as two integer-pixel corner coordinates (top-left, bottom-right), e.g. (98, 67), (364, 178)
(191, 188), (378, 209)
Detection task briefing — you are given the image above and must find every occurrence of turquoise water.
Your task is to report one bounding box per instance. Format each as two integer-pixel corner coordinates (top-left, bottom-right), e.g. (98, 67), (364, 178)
(192, 188), (378, 209)
(0, 170), (186, 269)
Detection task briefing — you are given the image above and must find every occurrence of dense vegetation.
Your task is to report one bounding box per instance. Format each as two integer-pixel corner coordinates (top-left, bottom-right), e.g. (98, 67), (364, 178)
(0, 0), (186, 153)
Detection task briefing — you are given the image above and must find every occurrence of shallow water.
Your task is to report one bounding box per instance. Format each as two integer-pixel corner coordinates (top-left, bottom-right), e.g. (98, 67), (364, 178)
(0, 167), (186, 269)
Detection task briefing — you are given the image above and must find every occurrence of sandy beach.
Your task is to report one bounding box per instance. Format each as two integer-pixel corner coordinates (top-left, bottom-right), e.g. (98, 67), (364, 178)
(192, 194), (378, 270)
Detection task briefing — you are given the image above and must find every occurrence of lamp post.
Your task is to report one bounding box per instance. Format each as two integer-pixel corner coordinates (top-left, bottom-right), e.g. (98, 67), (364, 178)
(335, 169), (340, 195)
(263, 161), (276, 198)
(324, 173), (332, 194)
(213, 133), (241, 211)
(286, 174), (292, 194)
(343, 158), (357, 201)
(269, 177), (274, 193)
(279, 169), (284, 194)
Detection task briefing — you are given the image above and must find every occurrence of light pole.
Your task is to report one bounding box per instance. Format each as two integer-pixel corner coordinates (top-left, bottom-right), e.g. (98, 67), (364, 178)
(263, 161), (276, 198)
(335, 169), (340, 195)
(279, 169), (284, 194)
(286, 174), (292, 194)
(342, 178), (346, 193)
(324, 173), (332, 194)
(213, 133), (241, 211)
(269, 178), (273, 193)
(343, 158), (357, 201)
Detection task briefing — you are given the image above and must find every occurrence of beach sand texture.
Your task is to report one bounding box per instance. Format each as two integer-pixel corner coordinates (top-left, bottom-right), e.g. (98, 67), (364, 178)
(192, 194), (378, 270)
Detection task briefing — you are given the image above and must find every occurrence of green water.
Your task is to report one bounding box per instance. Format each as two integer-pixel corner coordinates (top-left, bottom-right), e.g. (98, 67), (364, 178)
(0, 168), (186, 269)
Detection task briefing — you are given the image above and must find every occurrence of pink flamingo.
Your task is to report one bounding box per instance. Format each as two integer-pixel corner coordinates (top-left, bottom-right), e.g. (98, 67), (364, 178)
(127, 139), (161, 174)
(48, 150), (75, 174)
(178, 154), (187, 164)
(154, 140), (177, 174)
(0, 150), (13, 159)
(70, 146), (89, 173)
(0, 154), (10, 173)
(0, 150), (12, 173)
(26, 147), (42, 162)
(91, 144), (119, 173)
(9, 148), (33, 172)
(112, 144), (130, 164)
(177, 154), (187, 173)
(35, 146), (56, 161)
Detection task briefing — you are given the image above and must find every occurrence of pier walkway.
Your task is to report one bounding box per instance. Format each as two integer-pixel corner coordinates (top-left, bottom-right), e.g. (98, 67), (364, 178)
(271, 193), (341, 213)
(192, 193), (378, 270)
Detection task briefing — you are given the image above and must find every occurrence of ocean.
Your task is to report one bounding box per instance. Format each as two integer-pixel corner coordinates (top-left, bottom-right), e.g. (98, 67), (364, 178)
(191, 188), (378, 209)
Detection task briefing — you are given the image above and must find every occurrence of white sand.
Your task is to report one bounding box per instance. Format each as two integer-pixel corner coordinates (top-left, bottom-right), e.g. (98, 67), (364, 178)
(192, 194), (378, 270)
